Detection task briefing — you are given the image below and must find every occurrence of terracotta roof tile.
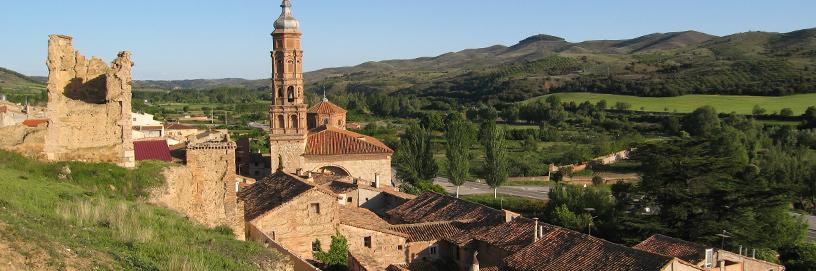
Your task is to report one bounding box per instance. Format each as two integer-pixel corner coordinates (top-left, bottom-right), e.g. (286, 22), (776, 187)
(22, 119), (49, 127)
(308, 100), (347, 114)
(164, 123), (198, 130)
(306, 126), (393, 156)
(340, 207), (408, 238)
(503, 226), (674, 271)
(386, 192), (506, 226)
(385, 264), (410, 271)
(133, 139), (172, 162)
(387, 220), (472, 243)
(239, 171), (329, 220)
(633, 234), (708, 264)
(475, 217), (539, 253)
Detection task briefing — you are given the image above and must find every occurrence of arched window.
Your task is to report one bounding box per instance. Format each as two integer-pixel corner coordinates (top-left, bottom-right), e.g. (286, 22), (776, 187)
(290, 115), (299, 129)
(277, 87), (283, 98)
(287, 86), (295, 103)
(322, 117), (329, 126)
(277, 115), (285, 129)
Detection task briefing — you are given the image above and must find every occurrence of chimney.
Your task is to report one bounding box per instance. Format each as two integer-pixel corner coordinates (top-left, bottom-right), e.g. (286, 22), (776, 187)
(469, 251), (480, 271)
(296, 168), (303, 176)
(719, 260), (726, 271)
(738, 245), (743, 256)
(352, 178), (358, 185)
(305, 171), (314, 183)
(533, 218), (540, 242)
(373, 173), (380, 188)
(752, 249), (756, 259)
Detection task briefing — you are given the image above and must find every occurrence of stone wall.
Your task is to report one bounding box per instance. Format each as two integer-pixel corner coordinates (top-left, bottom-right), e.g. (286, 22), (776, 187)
(0, 125), (46, 158)
(338, 225), (407, 269)
(250, 189), (339, 259)
(149, 137), (245, 240)
(271, 136), (306, 173)
(304, 154), (393, 186)
(44, 35), (134, 168)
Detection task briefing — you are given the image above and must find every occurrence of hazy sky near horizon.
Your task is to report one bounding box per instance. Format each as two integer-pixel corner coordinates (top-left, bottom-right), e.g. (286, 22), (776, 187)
(1, 0), (814, 80)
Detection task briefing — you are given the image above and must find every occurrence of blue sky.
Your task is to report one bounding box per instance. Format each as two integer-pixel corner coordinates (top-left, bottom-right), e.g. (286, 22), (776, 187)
(1, 0), (814, 80)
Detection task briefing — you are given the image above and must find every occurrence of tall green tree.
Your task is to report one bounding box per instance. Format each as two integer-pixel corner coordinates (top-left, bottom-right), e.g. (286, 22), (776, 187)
(802, 106), (816, 129)
(631, 129), (806, 259)
(682, 106), (721, 137)
(482, 122), (508, 198)
(445, 113), (476, 198)
(394, 124), (438, 185)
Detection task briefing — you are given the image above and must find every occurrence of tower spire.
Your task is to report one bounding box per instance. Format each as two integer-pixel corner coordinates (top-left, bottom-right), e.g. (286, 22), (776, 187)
(275, 0), (300, 30)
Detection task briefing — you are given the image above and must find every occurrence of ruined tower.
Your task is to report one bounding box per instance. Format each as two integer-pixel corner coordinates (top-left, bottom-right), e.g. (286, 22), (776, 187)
(269, 0), (307, 173)
(44, 35), (135, 168)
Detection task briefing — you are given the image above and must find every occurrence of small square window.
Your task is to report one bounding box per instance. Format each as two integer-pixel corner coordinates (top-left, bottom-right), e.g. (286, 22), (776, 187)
(364, 236), (372, 248)
(398, 245), (403, 250)
(347, 197), (353, 203)
(310, 203), (320, 214)
(429, 246), (437, 255)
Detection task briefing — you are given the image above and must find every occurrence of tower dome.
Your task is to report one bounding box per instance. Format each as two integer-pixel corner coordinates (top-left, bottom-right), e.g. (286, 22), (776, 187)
(274, 0), (300, 30)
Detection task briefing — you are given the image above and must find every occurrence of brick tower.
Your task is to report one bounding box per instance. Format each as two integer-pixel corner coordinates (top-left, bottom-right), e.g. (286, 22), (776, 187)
(269, 0), (307, 173)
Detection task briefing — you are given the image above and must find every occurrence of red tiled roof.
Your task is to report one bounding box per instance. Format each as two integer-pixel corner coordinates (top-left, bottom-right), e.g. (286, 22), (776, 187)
(340, 207), (409, 238)
(22, 119), (49, 127)
(387, 220), (471, 243)
(308, 100), (347, 114)
(164, 123), (197, 130)
(475, 217), (538, 253)
(133, 139), (172, 162)
(306, 126), (393, 156)
(239, 171), (335, 220)
(133, 125), (164, 131)
(386, 192), (506, 226)
(633, 234), (708, 264)
(503, 226), (674, 271)
(0, 106), (7, 113)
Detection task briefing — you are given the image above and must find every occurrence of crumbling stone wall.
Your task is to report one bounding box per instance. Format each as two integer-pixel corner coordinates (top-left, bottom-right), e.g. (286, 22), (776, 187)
(150, 135), (246, 240)
(0, 125), (46, 158)
(44, 34), (134, 168)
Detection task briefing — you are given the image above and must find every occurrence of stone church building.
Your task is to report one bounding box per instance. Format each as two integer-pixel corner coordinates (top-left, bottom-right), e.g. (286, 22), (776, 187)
(267, 0), (394, 186)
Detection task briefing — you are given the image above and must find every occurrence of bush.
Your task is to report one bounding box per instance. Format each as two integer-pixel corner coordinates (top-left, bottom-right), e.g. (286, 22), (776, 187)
(592, 176), (604, 186)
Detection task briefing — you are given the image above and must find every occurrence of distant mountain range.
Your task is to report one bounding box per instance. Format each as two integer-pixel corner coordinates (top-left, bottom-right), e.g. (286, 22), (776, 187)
(4, 27), (815, 101)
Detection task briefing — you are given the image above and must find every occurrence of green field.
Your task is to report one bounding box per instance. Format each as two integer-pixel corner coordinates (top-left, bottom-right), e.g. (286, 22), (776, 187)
(525, 92), (816, 115)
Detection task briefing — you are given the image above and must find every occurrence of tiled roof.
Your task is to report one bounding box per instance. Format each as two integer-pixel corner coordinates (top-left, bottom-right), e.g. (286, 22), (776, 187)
(633, 234), (708, 264)
(387, 220), (471, 243)
(133, 125), (164, 131)
(386, 192), (506, 226)
(239, 171), (328, 220)
(133, 139), (172, 162)
(503, 226), (674, 271)
(323, 181), (358, 194)
(0, 106), (7, 113)
(305, 126), (393, 156)
(22, 119), (49, 127)
(164, 123), (197, 130)
(340, 207), (408, 238)
(308, 100), (347, 114)
(475, 217), (539, 253)
(480, 267), (503, 271)
(385, 264), (410, 271)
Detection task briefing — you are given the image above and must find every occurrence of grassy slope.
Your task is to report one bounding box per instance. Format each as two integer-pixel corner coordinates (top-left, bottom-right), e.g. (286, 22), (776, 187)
(0, 150), (284, 270)
(526, 92), (816, 115)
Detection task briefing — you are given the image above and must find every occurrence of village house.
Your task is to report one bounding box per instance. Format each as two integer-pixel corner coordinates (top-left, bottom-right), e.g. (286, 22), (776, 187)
(164, 123), (200, 142)
(634, 234), (786, 271)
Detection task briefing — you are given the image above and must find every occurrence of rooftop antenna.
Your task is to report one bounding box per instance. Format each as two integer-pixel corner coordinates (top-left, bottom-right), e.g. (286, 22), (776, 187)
(715, 230), (732, 249)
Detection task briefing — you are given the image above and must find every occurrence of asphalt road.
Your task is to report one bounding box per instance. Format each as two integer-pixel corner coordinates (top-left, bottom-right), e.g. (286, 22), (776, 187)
(434, 177), (550, 201)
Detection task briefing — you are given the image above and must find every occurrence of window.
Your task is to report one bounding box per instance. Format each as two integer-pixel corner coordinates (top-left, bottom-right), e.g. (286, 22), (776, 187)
(277, 115), (285, 129)
(312, 240), (321, 252)
(429, 246), (437, 255)
(347, 197), (353, 203)
(277, 87), (284, 98)
(287, 86), (295, 102)
(398, 245), (403, 251)
(310, 203), (320, 215)
(290, 115), (298, 129)
(338, 120), (343, 126)
(363, 236), (372, 248)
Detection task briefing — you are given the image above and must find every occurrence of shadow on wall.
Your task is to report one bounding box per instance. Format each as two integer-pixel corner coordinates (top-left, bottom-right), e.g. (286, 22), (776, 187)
(63, 77), (108, 104)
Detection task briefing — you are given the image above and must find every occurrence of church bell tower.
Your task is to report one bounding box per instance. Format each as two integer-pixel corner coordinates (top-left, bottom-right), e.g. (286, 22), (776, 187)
(269, 0), (307, 173)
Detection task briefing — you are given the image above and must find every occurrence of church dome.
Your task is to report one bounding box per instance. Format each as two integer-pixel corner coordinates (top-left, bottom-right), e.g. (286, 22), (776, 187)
(274, 0), (300, 30)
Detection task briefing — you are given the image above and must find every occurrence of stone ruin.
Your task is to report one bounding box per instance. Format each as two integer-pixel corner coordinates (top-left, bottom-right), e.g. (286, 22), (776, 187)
(150, 131), (246, 240)
(44, 34), (135, 168)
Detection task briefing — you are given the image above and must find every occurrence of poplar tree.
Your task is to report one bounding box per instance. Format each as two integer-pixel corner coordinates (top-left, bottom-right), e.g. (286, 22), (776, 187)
(445, 113), (476, 198)
(482, 122), (508, 198)
(394, 124), (438, 185)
